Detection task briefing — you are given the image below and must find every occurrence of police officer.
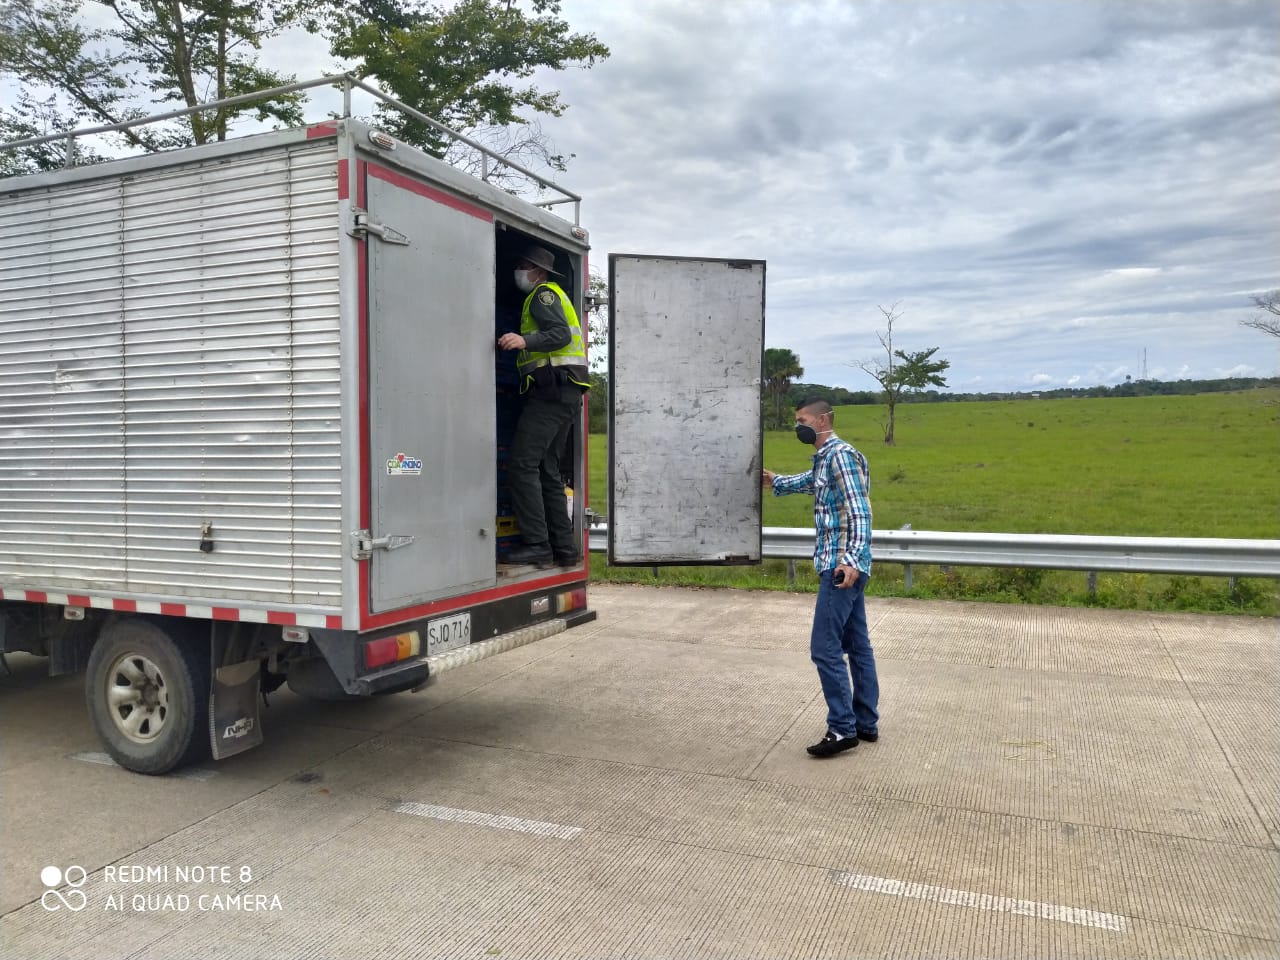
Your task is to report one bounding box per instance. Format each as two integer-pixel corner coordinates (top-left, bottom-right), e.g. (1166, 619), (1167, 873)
(497, 245), (590, 567)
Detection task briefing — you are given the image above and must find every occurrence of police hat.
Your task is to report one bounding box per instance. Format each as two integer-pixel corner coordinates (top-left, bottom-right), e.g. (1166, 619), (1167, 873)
(520, 245), (563, 277)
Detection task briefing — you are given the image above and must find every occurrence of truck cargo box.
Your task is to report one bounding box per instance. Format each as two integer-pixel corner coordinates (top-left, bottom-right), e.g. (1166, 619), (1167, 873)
(0, 80), (764, 773)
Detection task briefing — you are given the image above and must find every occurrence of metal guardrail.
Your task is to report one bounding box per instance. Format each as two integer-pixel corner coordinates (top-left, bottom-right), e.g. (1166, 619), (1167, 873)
(587, 524), (1280, 579)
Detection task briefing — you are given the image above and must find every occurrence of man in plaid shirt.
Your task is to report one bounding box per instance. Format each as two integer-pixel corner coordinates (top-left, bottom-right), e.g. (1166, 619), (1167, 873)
(762, 398), (880, 758)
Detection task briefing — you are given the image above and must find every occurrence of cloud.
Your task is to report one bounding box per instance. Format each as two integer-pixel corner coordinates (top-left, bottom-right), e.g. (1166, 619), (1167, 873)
(24, 0), (1274, 396)
(127, 0), (1269, 394)
(1216, 363), (1262, 379)
(530, 0), (1280, 392)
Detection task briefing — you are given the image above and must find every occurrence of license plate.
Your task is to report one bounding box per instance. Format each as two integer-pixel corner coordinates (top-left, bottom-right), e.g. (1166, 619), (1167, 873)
(425, 612), (471, 656)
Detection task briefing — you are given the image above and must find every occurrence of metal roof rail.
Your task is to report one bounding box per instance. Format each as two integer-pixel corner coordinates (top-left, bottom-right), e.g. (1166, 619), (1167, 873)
(0, 73), (582, 223)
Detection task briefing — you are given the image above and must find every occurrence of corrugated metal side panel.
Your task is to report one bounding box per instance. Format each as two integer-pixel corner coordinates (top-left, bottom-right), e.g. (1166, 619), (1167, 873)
(0, 141), (343, 605)
(0, 182), (128, 588)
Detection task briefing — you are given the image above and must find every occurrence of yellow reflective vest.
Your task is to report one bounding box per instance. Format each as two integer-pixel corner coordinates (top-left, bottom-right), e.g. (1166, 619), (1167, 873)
(517, 282), (589, 391)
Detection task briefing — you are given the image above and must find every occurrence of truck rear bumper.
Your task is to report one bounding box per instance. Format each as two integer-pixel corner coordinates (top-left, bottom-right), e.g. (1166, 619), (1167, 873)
(356, 607), (597, 695)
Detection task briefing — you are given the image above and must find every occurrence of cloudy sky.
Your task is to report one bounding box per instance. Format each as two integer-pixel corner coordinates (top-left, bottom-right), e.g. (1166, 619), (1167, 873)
(509, 0), (1280, 393)
(17, 1), (1279, 393)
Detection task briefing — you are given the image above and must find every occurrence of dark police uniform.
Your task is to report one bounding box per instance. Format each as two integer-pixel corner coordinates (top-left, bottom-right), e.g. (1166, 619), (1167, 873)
(507, 282), (589, 565)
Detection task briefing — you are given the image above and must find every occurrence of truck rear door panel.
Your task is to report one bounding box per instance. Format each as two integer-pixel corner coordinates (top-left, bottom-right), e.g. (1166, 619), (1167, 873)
(364, 162), (497, 612)
(607, 255), (764, 565)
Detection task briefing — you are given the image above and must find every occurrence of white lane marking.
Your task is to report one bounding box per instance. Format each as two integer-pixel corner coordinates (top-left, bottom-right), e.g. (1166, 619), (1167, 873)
(68, 752), (217, 781)
(831, 871), (1127, 932)
(394, 801), (582, 840)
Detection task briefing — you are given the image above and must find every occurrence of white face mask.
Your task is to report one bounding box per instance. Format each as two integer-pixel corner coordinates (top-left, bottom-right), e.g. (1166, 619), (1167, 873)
(514, 269), (537, 293)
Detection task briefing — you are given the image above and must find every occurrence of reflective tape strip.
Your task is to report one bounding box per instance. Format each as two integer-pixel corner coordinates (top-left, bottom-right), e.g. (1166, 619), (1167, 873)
(0, 587), (342, 630)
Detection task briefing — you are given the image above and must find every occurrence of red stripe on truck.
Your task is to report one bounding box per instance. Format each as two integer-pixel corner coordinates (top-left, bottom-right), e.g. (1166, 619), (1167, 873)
(2, 588), (341, 631)
(367, 163), (493, 223)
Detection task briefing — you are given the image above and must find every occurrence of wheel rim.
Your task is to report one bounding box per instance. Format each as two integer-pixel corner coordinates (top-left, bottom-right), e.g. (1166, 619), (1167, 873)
(104, 653), (170, 743)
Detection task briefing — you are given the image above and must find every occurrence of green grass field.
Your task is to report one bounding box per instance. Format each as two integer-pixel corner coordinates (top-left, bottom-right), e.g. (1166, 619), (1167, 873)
(583, 389), (1280, 614)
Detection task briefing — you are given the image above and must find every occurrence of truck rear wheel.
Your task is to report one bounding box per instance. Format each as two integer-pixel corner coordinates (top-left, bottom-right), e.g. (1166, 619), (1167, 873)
(85, 619), (210, 775)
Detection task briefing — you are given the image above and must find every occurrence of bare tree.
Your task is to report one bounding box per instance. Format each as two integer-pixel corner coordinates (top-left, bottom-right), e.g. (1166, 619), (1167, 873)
(442, 119), (574, 197)
(853, 302), (904, 445)
(1242, 289), (1280, 338)
(582, 267), (609, 433)
(583, 267), (609, 373)
(850, 302), (950, 445)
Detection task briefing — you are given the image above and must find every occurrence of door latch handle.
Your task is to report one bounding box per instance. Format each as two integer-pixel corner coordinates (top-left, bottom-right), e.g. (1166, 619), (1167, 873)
(351, 530), (416, 560)
(371, 534), (414, 551)
(350, 211), (410, 245)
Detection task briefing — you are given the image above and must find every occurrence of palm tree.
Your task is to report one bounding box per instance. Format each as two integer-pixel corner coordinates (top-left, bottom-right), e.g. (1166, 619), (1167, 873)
(764, 348), (804, 429)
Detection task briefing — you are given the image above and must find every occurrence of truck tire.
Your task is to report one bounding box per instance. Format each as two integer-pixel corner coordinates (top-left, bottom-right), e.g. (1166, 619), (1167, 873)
(85, 619), (211, 775)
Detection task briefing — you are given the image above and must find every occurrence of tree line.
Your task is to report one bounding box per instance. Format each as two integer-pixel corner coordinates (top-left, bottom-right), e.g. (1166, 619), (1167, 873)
(0, 0), (609, 177)
(583, 372), (1280, 437)
(785, 375), (1280, 407)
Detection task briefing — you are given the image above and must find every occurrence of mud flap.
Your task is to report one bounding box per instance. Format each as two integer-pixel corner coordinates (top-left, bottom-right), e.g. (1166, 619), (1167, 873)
(209, 660), (263, 760)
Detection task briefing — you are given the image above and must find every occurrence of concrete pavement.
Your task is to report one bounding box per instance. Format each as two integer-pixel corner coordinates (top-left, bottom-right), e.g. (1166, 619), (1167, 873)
(2, 585), (1277, 959)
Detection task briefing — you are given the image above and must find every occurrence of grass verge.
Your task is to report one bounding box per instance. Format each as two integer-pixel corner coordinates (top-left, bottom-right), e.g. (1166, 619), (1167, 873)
(588, 556), (1279, 616)
(585, 390), (1279, 615)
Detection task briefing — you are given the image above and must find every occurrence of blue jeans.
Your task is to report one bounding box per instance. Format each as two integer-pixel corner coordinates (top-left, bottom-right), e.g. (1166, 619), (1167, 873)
(810, 569), (879, 738)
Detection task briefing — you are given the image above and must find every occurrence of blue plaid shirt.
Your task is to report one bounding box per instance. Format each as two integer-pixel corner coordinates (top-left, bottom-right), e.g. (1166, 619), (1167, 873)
(771, 435), (873, 574)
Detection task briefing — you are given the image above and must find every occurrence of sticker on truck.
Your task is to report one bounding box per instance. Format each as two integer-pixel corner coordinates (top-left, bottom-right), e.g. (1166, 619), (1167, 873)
(386, 452), (423, 476)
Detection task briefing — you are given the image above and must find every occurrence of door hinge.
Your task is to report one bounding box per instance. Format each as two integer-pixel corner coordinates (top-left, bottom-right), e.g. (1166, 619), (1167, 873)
(351, 529), (416, 561)
(350, 210), (410, 245)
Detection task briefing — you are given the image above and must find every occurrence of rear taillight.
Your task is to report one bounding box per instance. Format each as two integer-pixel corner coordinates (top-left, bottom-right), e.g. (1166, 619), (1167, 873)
(365, 631), (421, 670)
(365, 637), (399, 669)
(556, 588), (587, 614)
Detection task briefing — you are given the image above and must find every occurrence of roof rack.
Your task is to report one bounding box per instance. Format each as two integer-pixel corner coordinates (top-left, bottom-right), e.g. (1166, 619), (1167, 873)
(0, 73), (582, 224)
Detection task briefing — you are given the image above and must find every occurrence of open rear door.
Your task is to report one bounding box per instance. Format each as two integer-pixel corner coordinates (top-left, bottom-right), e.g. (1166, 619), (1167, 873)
(607, 255), (764, 565)
(365, 162), (497, 611)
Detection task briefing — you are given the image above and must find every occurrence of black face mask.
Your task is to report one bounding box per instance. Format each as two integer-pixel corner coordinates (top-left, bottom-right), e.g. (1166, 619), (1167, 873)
(795, 423), (818, 444)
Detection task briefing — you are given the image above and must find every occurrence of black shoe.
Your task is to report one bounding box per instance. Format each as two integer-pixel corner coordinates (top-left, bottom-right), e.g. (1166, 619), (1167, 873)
(857, 729), (879, 743)
(806, 731), (858, 757)
(505, 542), (554, 567)
(553, 551), (581, 567)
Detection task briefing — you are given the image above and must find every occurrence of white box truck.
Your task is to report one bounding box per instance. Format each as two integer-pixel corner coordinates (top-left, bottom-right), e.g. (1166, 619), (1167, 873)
(0, 80), (765, 774)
